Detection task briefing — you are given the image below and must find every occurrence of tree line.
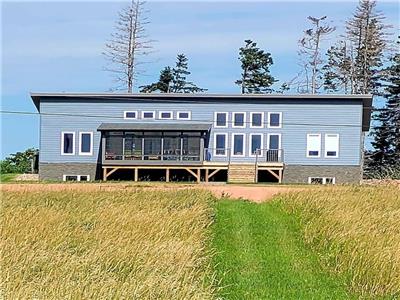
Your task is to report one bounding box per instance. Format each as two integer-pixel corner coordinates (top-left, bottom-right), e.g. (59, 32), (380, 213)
(102, 0), (399, 178)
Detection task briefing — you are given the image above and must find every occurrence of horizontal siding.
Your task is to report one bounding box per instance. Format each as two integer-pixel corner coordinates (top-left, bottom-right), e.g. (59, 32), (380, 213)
(40, 98), (363, 165)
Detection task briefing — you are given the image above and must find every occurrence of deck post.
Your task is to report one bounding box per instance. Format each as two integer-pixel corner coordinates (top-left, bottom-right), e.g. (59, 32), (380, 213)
(134, 168), (138, 182)
(166, 168), (170, 182)
(279, 169), (282, 184)
(103, 168), (107, 181)
(197, 168), (201, 183)
(205, 169), (209, 183)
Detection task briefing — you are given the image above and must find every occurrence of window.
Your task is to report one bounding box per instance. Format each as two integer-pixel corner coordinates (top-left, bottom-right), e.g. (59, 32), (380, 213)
(250, 112), (263, 128)
(233, 112), (246, 128)
(79, 132), (93, 155)
(267, 134), (281, 161)
(142, 111), (155, 119)
(232, 133), (245, 156)
(159, 111), (173, 120)
(124, 111), (137, 119)
(61, 132), (75, 155)
(325, 134), (339, 158)
(177, 111), (191, 120)
(63, 175), (90, 182)
(307, 134), (321, 157)
(215, 112), (228, 128)
(214, 133), (227, 156)
(250, 134), (263, 156)
(268, 112), (282, 128)
(308, 177), (336, 185)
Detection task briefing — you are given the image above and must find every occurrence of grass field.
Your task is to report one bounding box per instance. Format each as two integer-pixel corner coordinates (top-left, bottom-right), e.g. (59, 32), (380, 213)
(0, 173), (17, 182)
(1, 189), (216, 299)
(2, 185), (399, 299)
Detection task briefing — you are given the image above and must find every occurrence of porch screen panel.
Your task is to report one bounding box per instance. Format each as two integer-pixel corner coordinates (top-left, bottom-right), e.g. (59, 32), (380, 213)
(163, 132), (181, 160)
(182, 133), (201, 161)
(124, 132), (142, 160)
(143, 132), (162, 160)
(105, 132), (123, 160)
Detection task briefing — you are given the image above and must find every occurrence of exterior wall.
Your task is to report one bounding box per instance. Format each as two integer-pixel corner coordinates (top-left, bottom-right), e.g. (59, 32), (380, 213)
(39, 162), (99, 181)
(40, 97), (363, 167)
(282, 165), (362, 184)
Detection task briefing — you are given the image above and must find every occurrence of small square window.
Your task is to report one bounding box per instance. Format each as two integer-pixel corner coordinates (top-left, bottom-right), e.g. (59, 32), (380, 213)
(215, 112), (228, 127)
(268, 112), (282, 128)
(177, 111), (191, 120)
(124, 111), (137, 119)
(79, 175), (90, 181)
(142, 111), (155, 119)
(325, 177), (335, 184)
(64, 175), (78, 181)
(309, 177), (323, 184)
(159, 111), (173, 119)
(233, 112), (245, 128)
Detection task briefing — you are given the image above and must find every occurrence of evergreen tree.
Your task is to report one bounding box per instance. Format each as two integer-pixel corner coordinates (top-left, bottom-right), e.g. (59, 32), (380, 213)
(345, 0), (390, 94)
(235, 40), (276, 94)
(140, 54), (206, 93)
(140, 67), (173, 93)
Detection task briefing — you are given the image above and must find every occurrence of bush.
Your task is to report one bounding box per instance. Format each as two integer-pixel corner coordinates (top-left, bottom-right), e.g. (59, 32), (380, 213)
(0, 148), (38, 174)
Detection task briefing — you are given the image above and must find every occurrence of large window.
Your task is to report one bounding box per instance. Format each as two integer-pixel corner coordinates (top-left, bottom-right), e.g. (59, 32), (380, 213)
(215, 112), (228, 128)
(307, 134), (321, 157)
(214, 133), (227, 156)
(79, 132), (93, 155)
(233, 112), (246, 128)
(250, 112), (263, 128)
(61, 131), (75, 155)
(250, 134), (263, 156)
(325, 134), (339, 158)
(268, 112), (282, 128)
(232, 133), (245, 156)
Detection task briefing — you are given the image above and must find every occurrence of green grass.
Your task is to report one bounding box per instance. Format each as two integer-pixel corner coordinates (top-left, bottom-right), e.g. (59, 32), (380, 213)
(212, 199), (355, 299)
(0, 173), (18, 182)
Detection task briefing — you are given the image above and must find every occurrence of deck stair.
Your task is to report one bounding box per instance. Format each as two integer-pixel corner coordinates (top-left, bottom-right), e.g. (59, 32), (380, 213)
(228, 164), (256, 183)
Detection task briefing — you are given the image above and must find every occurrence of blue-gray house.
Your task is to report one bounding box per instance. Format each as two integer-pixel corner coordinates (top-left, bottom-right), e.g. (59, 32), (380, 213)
(30, 93), (372, 184)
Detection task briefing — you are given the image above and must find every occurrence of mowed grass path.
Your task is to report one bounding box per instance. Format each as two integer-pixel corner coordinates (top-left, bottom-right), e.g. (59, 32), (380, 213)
(213, 200), (354, 299)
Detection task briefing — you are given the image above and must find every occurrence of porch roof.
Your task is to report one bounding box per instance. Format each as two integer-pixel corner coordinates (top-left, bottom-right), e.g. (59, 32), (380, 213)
(97, 122), (212, 131)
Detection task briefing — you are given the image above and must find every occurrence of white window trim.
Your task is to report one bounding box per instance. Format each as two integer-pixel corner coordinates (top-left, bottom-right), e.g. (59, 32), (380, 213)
(232, 112), (246, 128)
(61, 131), (75, 156)
(159, 111), (173, 120)
(79, 131), (93, 156)
(231, 133), (246, 157)
(267, 133), (282, 150)
(249, 133), (264, 157)
(177, 111), (191, 120)
(250, 112), (264, 128)
(124, 110), (138, 119)
(267, 112), (282, 128)
(308, 177), (336, 185)
(306, 133), (321, 158)
(141, 111), (155, 119)
(214, 112), (228, 128)
(213, 133), (228, 157)
(63, 175), (91, 182)
(324, 134), (339, 158)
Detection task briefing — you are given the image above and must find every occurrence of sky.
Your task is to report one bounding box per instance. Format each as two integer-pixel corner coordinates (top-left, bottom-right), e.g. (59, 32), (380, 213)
(1, 0), (399, 158)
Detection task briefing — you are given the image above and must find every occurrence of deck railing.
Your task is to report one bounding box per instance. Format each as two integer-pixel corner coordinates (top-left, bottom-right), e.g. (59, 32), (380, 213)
(104, 151), (201, 162)
(255, 149), (283, 163)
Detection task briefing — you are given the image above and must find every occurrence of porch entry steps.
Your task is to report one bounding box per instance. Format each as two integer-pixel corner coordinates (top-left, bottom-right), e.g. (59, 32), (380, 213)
(228, 164), (257, 183)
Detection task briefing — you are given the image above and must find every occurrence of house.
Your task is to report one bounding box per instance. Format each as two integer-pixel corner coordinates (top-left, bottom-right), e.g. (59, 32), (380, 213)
(30, 93), (372, 184)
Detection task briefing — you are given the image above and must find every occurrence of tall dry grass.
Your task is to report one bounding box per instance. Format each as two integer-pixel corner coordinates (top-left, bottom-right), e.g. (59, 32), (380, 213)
(1, 189), (216, 299)
(280, 185), (400, 298)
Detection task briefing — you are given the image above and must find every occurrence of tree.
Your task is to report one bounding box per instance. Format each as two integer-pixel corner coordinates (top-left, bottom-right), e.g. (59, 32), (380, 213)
(345, 0), (390, 94)
(365, 38), (400, 177)
(323, 40), (355, 93)
(103, 0), (152, 93)
(0, 148), (38, 174)
(235, 40), (276, 94)
(140, 54), (207, 93)
(297, 16), (335, 94)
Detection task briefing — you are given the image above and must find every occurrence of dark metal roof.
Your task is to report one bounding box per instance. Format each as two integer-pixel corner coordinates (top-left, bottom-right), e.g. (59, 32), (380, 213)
(30, 92), (373, 131)
(97, 122), (212, 131)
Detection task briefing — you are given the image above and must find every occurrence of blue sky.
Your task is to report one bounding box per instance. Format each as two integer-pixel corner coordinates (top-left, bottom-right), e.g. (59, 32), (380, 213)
(1, 1), (399, 158)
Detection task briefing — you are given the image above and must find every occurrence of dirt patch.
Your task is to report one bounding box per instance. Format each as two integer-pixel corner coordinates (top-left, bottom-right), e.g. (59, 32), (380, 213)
(1, 183), (303, 202)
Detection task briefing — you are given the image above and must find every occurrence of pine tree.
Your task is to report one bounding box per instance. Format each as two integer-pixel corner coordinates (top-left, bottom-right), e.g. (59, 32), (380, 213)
(323, 40), (355, 93)
(140, 67), (173, 93)
(345, 0), (390, 94)
(140, 54), (207, 93)
(235, 40), (276, 94)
